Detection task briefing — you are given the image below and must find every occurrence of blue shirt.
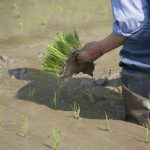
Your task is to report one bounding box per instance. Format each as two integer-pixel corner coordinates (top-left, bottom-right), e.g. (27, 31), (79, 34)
(111, 0), (150, 73)
(111, 0), (150, 37)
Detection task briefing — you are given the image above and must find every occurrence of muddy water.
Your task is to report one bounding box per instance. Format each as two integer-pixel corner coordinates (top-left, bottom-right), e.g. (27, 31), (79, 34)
(1, 1), (148, 150)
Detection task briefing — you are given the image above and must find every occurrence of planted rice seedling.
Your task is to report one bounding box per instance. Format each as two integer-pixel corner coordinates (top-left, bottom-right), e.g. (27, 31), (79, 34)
(4, 79), (10, 88)
(78, 144), (88, 150)
(13, 1), (21, 19)
(71, 101), (80, 119)
(42, 30), (81, 74)
(28, 85), (36, 99)
(40, 17), (48, 28)
(85, 89), (94, 104)
(30, 0), (38, 6)
(143, 123), (149, 143)
(15, 9), (21, 18)
(51, 128), (60, 150)
(0, 107), (4, 126)
(51, 92), (60, 108)
(19, 116), (29, 137)
(51, 82), (63, 108)
(12, 0), (20, 10)
(117, 86), (122, 94)
(104, 111), (110, 131)
(17, 17), (24, 32)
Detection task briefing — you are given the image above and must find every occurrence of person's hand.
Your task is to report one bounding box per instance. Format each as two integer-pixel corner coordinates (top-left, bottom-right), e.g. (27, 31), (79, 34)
(77, 41), (104, 63)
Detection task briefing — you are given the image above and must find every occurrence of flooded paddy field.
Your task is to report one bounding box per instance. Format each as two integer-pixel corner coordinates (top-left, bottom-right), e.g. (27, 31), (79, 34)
(0, 0), (149, 150)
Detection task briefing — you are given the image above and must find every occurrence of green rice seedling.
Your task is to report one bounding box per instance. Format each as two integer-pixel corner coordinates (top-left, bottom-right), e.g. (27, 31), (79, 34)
(117, 86), (122, 94)
(40, 17), (48, 28)
(143, 123), (149, 143)
(15, 9), (21, 18)
(0, 107), (4, 126)
(12, 0), (20, 10)
(4, 79), (10, 88)
(13, 0), (22, 19)
(51, 92), (59, 108)
(104, 111), (110, 131)
(51, 82), (63, 108)
(19, 116), (29, 137)
(28, 85), (36, 99)
(42, 30), (81, 74)
(30, 0), (38, 6)
(18, 17), (24, 32)
(48, 0), (63, 14)
(51, 128), (60, 150)
(85, 89), (94, 104)
(78, 144), (88, 150)
(71, 101), (80, 119)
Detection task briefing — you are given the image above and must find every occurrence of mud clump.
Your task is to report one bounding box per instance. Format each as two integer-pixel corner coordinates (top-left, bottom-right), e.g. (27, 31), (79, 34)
(60, 52), (95, 78)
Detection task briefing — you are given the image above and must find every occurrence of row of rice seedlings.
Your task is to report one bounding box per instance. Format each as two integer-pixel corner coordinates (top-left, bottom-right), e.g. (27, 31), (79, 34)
(42, 30), (81, 74)
(18, 116), (29, 137)
(70, 101), (80, 120)
(0, 107), (4, 126)
(104, 111), (110, 131)
(51, 128), (60, 150)
(85, 89), (95, 104)
(28, 85), (37, 99)
(143, 123), (149, 143)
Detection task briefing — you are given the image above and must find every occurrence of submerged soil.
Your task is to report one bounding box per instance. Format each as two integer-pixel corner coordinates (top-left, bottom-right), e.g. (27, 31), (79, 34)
(0, 0), (150, 150)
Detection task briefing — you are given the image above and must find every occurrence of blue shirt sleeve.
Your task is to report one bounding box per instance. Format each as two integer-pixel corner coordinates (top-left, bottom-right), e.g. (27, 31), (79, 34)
(111, 0), (150, 37)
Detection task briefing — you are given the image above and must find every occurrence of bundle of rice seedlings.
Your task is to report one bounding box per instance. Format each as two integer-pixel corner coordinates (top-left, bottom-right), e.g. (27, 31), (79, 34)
(42, 30), (81, 74)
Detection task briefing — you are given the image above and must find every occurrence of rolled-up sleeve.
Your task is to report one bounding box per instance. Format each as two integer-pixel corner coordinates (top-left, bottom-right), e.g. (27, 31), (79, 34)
(111, 0), (149, 37)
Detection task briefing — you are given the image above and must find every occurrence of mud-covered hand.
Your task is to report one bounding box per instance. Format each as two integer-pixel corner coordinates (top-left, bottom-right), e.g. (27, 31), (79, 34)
(60, 51), (95, 78)
(77, 41), (104, 63)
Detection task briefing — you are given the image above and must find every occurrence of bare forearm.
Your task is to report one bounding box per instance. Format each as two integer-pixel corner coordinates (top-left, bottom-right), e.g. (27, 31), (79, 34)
(98, 33), (127, 55)
(77, 33), (127, 62)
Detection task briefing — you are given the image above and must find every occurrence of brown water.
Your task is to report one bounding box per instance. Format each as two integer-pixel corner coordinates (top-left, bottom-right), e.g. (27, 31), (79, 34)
(1, 1), (149, 150)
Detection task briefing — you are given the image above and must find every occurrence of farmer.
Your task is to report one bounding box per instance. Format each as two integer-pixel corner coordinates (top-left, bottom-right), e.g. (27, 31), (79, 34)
(77, 0), (150, 127)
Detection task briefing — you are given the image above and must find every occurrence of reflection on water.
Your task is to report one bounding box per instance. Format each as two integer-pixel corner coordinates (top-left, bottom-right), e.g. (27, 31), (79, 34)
(0, 0), (112, 41)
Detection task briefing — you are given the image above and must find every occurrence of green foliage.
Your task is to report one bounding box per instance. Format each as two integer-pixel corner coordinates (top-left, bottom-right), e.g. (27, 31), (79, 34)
(51, 128), (60, 150)
(71, 101), (80, 119)
(42, 30), (81, 74)
(19, 116), (29, 137)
